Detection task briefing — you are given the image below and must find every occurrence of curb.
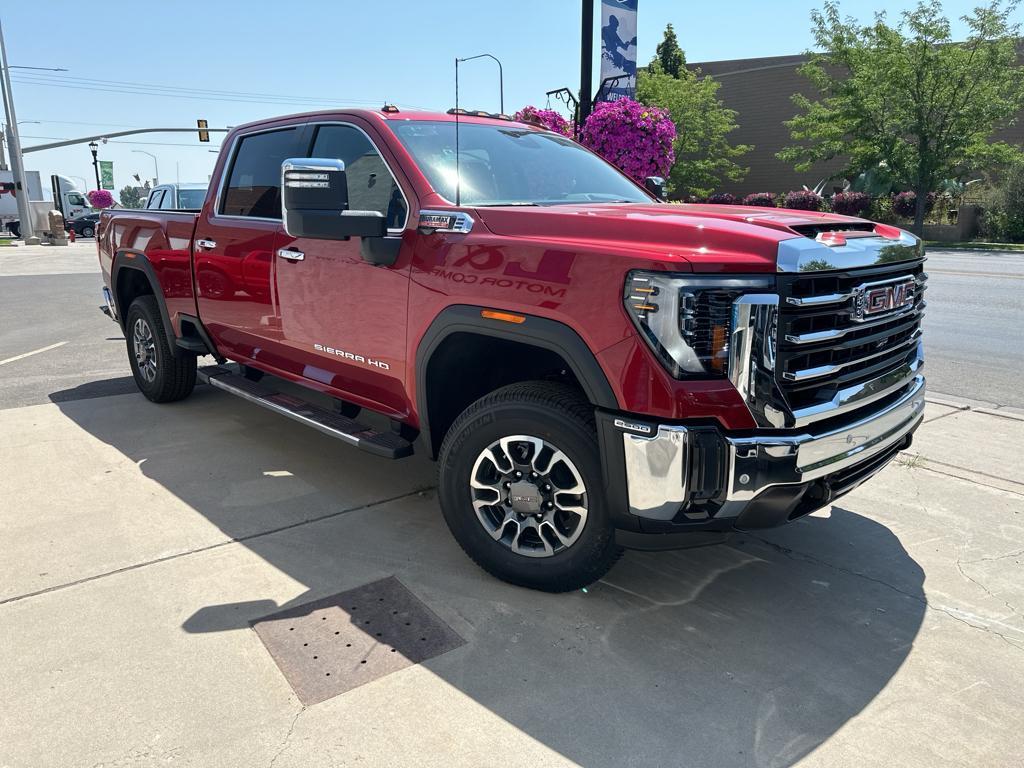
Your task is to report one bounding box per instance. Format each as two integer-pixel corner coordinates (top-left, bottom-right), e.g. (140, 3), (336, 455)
(926, 393), (1024, 422)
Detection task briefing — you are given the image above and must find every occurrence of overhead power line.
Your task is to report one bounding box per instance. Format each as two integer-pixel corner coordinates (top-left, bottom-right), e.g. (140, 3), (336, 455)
(10, 72), (428, 110)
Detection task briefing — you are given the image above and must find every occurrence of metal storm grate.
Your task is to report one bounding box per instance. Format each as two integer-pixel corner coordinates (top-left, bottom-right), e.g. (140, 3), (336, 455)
(252, 576), (465, 705)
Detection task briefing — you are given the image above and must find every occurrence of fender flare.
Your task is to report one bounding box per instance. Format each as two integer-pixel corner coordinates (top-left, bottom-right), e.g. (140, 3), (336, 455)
(415, 305), (619, 453)
(111, 249), (177, 350)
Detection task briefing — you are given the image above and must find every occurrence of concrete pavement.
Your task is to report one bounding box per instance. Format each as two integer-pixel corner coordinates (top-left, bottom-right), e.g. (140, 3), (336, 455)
(2, 241), (1024, 767)
(1, 385), (1022, 767)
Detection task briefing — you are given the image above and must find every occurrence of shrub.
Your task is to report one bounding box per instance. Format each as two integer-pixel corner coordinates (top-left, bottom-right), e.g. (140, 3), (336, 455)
(512, 106), (574, 137)
(892, 191), (936, 219)
(706, 192), (737, 205)
(783, 190), (823, 211)
(87, 189), (114, 209)
(579, 98), (676, 183)
(830, 191), (872, 217)
(979, 163), (1024, 242)
(742, 192), (777, 207)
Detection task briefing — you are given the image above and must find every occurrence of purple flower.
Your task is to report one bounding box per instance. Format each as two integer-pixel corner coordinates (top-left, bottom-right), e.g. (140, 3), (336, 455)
(830, 192), (872, 217)
(578, 98), (676, 183)
(87, 189), (114, 209)
(513, 106), (574, 137)
(742, 192), (777, 208)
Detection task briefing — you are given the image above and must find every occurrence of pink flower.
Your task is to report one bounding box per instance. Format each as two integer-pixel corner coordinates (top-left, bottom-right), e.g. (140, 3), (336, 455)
(87, 189), (114, 209)
(513, 106), (574, 137)
(578, 98), (675, 182)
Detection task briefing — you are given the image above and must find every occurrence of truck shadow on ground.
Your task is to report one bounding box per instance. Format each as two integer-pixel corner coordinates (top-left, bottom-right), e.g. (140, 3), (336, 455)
(51, 383), (926, 768)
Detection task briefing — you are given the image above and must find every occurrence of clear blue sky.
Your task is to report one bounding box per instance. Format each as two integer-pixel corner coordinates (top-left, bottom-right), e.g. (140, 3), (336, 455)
(2, 0), (999, 198)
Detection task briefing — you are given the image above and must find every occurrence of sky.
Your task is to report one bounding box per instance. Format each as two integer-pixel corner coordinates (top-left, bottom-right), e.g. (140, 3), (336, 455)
(1, 0), (1005, 200)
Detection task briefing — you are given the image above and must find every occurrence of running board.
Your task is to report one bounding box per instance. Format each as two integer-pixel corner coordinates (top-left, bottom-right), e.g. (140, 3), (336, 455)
(197, 365), (414, 459)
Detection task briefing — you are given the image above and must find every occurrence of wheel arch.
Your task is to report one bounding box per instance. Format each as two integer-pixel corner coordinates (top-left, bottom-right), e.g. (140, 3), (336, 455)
(111, 250), (176, 349)
(415, 305), (619, 458)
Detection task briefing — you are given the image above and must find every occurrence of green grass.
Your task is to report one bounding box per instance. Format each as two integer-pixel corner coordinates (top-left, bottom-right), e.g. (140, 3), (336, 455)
(925, 240), (1024, 251)
(0, 238), (13, 246)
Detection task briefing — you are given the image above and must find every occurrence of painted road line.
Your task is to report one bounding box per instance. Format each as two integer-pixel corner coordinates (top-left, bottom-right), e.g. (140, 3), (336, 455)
(0, 341), (68, 366)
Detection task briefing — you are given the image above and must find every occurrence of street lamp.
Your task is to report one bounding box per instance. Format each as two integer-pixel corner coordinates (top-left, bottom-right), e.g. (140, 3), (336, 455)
(131, 149), (158, 184)
(456, 53), (504, 114)
(88, 141), (100, 190)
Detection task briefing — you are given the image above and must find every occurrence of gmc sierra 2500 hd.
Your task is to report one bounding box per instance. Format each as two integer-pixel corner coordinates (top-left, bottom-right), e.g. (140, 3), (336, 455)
(98, 107), (926, 592)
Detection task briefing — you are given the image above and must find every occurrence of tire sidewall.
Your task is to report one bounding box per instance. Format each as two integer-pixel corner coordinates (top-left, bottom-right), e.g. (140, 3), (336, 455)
(439, 396), (614, 589)
(82, 226), (94, 238)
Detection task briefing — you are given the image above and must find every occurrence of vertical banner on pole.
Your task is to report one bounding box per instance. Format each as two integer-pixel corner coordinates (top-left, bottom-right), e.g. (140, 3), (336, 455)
(99, 160), (115, 190)
(599, 0), (638, 101)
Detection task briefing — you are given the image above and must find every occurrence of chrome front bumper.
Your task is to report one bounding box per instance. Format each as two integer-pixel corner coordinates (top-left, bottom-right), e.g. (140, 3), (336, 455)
(621, 376), (925, 523)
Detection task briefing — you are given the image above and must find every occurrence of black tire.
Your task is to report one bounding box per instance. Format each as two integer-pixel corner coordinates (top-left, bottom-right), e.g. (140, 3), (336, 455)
(81, 225), (95, 238)
(124, 295), (196, 403)
(438, 381), (622, 592)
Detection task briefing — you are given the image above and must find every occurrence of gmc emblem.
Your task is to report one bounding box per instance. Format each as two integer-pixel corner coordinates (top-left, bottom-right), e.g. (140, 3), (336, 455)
(852, 278), (916, 321)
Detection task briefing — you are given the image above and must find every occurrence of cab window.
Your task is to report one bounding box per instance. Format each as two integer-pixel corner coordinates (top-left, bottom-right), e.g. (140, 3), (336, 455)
(220, 128), (301, 218)
(310, 124), (407, 229)
(147, 190), (165, 209)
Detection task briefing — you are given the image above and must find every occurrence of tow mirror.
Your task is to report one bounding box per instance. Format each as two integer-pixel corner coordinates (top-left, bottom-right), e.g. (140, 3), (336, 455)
(644, 176), (667, 201)
(281, 158), (387, 240)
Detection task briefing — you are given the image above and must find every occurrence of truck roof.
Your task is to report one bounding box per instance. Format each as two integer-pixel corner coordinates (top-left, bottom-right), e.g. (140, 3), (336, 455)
(228, 107), (542, 134)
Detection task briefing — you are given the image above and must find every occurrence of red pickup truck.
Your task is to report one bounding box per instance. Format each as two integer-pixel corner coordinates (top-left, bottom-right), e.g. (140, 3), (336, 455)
(98, 107), (926, 592)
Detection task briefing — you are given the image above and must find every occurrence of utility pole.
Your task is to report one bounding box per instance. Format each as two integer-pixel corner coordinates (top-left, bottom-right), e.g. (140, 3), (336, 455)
(0, 19), (38, 243)
(579, 0), (594, 125)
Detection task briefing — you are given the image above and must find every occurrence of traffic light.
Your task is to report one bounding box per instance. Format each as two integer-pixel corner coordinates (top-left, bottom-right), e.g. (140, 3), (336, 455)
(197, 119), (209, 143)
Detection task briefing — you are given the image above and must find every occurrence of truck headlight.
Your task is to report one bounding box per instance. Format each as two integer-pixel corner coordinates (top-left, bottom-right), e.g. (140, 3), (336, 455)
(624, 271), (775, 378)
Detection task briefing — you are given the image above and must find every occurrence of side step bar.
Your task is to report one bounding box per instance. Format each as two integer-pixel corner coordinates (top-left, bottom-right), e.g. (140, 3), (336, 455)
(197, 365), (414, 459)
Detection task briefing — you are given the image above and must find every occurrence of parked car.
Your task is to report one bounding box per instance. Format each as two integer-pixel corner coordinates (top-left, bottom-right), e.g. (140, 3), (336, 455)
(145, 182), (208, 210)
(97, 107), (927, 592)
(67, 212), (100, 238)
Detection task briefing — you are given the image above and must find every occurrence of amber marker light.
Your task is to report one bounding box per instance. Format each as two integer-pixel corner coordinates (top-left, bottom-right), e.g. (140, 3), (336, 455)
(481, 309), (526, 324)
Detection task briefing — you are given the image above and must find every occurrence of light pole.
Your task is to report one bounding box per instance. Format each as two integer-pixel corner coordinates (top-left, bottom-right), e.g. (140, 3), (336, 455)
(0, 120), (38, 171)
(131, 149), (158, 184)
(0, 20), (38, 242)
(456, 53), (504, 114)
(88, 141), (100, 190)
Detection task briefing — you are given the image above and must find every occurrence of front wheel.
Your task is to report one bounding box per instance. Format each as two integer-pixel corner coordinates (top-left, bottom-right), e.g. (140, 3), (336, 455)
(125, 295), (196, 403)
(438, 382), (622, 592)
(81, 225), (95, 238)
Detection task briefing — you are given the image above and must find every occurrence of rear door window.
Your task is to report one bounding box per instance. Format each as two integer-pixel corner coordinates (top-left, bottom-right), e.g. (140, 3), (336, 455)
(220, 128), (302, 219)
(310, 124), (408, 229)
(147, 190), (165, 209)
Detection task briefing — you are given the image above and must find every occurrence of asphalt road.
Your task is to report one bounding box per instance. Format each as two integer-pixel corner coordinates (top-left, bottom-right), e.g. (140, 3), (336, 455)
(923, 249), (1024, 408)
(0, 244), (1022, 410)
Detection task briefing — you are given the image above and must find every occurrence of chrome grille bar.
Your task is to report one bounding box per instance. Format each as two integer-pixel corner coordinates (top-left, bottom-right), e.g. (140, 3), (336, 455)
(782, 330), (922, 382)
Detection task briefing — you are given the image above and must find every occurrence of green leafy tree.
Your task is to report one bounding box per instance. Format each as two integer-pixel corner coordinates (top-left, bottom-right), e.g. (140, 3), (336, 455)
(637, 62), (751, 198)
(650, 23), (686, 78)
(779, 0), (1024, 233)
(119, 185), (144, 208)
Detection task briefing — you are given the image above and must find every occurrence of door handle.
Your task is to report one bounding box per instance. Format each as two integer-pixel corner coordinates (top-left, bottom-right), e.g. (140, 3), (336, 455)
(277, 247), (305, 262)
(196, 238), (217, 250)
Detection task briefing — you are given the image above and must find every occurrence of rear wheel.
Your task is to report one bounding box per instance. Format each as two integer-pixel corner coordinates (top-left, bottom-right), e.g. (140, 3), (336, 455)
(438, 381), (621, 592)
(81, 225), (95, 238)
(125, 295), (196, 403)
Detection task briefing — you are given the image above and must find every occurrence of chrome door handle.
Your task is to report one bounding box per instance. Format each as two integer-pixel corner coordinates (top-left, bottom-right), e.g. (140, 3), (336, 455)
(277, 248), (305, 262)
(195, 238), (217, 250)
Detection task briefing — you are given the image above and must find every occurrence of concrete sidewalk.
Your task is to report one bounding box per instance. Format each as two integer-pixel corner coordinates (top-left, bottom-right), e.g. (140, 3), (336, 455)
(1, 389), (1022, 767)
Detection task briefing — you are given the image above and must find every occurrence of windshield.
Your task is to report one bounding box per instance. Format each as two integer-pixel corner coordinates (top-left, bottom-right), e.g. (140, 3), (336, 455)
(177, 188), (207, 209)
(392, 121), (650, 206)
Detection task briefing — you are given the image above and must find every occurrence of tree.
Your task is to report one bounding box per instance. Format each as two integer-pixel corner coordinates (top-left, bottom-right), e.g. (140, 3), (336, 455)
(779, 0), (1024, 234)
(119, 185), (144, 209)
(637, 63), (751, 198)
(650, 23), (686, 78)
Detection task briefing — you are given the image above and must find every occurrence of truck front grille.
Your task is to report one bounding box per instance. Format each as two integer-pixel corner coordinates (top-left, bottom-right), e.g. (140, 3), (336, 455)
(775, 259), (927, 415)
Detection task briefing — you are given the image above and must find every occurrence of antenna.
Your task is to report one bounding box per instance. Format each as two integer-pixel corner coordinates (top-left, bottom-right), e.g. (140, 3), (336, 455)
(454, 57), (461, 207)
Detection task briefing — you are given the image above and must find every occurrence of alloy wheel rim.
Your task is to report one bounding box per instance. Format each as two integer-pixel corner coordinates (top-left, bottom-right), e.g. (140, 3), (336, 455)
(132, 317), (157, 383)
(469, 435), (588, 558)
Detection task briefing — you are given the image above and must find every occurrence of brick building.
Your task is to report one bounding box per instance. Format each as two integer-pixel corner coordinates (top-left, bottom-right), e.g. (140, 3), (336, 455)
(692, 52), (1024, 197)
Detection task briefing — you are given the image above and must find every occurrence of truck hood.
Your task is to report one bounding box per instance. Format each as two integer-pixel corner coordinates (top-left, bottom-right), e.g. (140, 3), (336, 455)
(473, 203), (880, 272)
